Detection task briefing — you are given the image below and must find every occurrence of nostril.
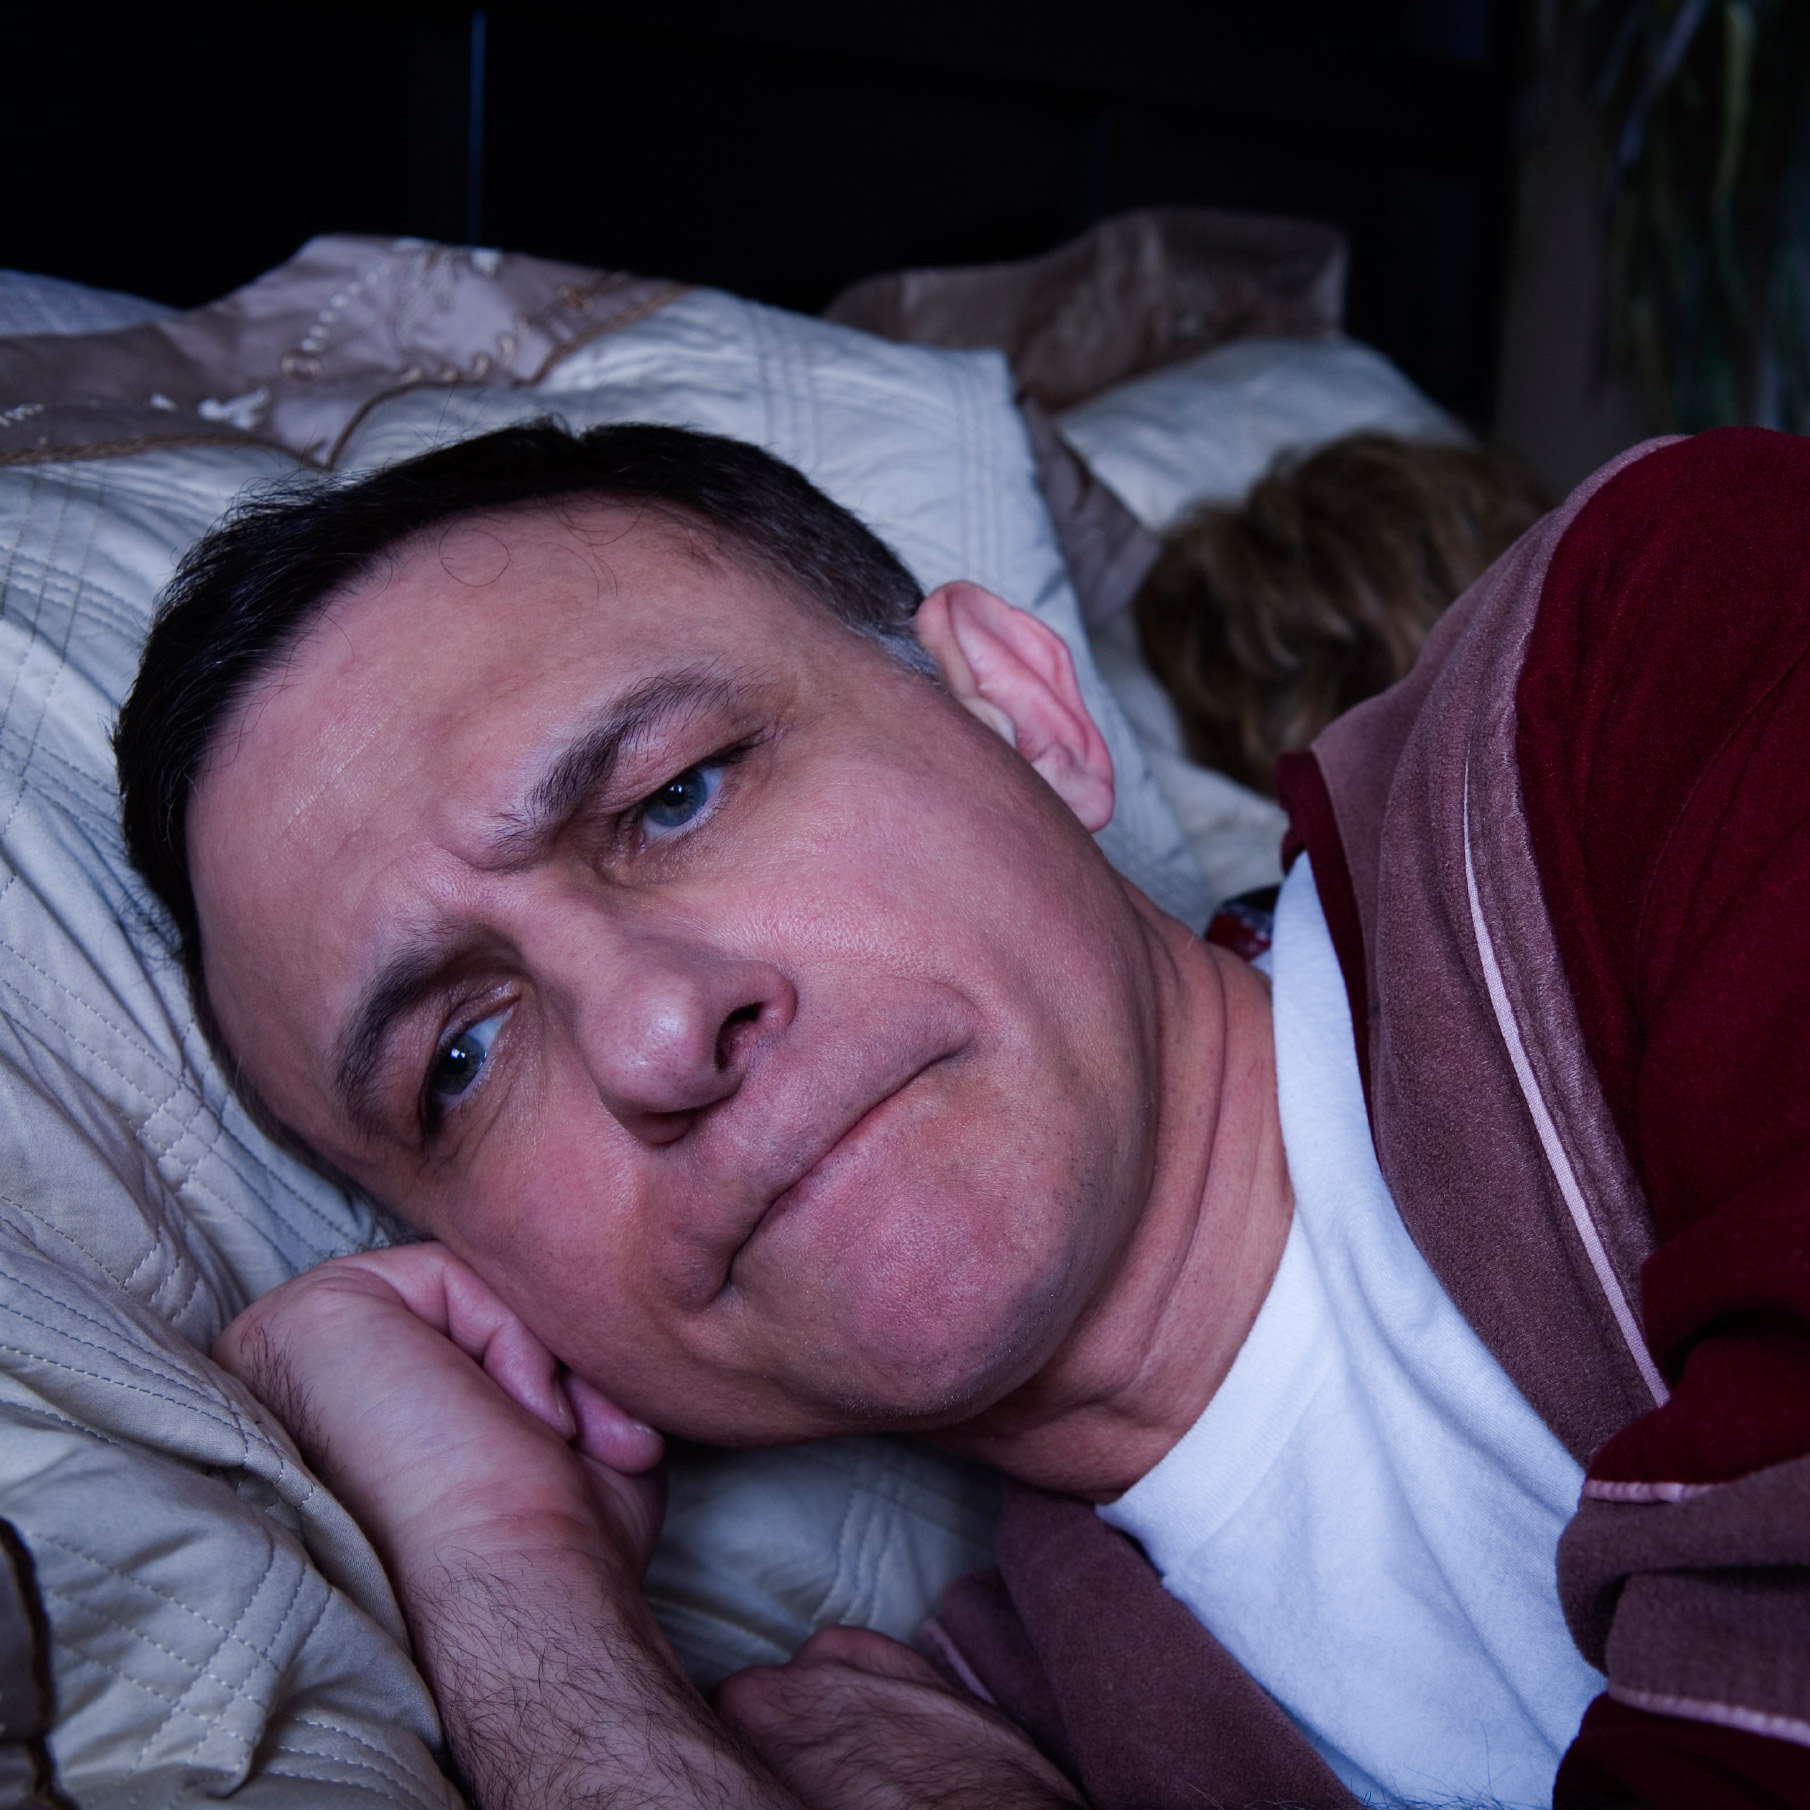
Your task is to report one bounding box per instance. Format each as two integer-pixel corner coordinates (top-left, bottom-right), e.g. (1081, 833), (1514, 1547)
(716, 1002), (762, 1072)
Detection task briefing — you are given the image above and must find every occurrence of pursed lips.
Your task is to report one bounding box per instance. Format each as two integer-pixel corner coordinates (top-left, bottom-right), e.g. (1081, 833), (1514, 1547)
(720, 1032), (968, 1284)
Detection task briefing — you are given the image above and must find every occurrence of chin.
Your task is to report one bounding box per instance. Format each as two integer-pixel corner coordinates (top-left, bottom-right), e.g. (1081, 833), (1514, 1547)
(796, 1218), (1080, 1431)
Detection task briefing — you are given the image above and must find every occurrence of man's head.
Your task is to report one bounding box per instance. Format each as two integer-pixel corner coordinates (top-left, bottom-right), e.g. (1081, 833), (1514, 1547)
(118, 422), (1169, 1447)
(119, 421), (933, 991)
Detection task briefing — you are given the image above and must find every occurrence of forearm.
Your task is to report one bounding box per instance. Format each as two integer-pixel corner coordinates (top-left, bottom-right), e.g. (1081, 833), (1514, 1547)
(213, 1256), (795, 1810)
(216, 1255), (1079, 1808)
(399, 1528), (795, 1810)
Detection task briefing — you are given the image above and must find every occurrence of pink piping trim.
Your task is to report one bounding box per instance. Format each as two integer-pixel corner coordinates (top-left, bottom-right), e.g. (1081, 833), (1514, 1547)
(1583, 1477), (1720, 1503)
(1610, 1684), (1810, 1751)
(1462, 771), (1669, 1408)
(917, 1617), (997, 1706)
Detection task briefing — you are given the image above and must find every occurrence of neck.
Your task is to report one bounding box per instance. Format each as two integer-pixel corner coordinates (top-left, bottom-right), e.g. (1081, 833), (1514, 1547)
(933, 890), (1292, 1501)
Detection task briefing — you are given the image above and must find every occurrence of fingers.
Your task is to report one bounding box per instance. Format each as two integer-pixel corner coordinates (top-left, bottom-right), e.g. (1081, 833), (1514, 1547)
(567, 1372), (663, 1473)
(716, 1628), (1087, 1809)
(223, 1245), (661, 1466)
(212, 1244), (679, 1591)
(213, 1300), (323, 1452)
(714, 1657), (842, 1764)
(308, 1248), (569, 1438)
(787, 1626), (953, 1690)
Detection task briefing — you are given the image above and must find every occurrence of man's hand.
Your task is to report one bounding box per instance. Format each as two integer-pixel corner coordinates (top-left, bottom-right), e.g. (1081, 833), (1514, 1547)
(215, 1244), (665, 1578)
(217, 1250), (1085, 1810)
(215, 1245), (793, 1810)
(717, 1627), (1085, 1810)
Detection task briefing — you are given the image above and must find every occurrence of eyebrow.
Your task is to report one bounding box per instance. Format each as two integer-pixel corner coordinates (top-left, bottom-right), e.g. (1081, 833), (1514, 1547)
(334, 937), (460, 1136)
(330, 669), (754, 1132)
(486, 671), (748, 866)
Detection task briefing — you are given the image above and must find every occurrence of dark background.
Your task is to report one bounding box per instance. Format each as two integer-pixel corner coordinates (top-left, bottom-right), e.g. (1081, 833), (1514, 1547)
(5, 1), (1520, 425)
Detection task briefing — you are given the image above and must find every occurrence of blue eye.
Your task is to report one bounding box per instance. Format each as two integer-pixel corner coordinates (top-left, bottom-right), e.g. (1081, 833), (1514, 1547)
(429, 1012), (505, 1103)
(641, 763), (722, 837)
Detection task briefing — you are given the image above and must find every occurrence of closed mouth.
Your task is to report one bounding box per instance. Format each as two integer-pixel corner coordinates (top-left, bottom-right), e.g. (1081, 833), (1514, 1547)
(728, 1047), (952, 1272)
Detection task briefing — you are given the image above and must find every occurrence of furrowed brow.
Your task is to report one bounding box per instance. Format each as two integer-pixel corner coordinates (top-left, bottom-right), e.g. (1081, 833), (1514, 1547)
(334, 937), (460, 1135)
(485, 671), (749, 867)
(329, 672), (755, 1133)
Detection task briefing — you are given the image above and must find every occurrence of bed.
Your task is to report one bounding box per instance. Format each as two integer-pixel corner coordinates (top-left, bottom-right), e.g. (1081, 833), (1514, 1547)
(0, 218), (1461, 1804)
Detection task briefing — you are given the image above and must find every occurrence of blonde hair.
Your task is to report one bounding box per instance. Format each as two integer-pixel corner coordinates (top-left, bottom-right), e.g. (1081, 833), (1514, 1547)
(1135, 432), (1550, 796)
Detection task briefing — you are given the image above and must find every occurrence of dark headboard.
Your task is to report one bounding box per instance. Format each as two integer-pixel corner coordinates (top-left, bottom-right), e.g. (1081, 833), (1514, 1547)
(6, 0), (1517, 423)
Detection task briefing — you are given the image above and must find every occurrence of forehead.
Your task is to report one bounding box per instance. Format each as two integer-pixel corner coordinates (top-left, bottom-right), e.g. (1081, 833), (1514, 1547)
(186, 502), (856, 1038)
(202, 500), (827, 805)
(294, 498), (812, 682)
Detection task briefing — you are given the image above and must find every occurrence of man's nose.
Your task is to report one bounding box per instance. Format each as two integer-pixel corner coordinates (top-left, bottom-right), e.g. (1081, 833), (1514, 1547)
(560, 930), (794, 1145)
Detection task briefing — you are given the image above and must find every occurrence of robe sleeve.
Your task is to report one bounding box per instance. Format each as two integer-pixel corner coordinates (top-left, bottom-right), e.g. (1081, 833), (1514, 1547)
(1514, 426), (1810, 1807)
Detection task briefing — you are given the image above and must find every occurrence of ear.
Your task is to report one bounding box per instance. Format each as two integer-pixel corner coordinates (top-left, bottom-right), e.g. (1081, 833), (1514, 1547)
(915, 581), (1115, 832)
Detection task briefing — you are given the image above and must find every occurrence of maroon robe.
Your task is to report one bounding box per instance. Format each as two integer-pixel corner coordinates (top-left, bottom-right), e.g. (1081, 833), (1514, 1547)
(926, 428), (1810, 1809)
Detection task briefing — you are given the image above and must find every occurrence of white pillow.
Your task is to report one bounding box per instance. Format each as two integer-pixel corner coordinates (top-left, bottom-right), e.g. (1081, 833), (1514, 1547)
(0, 441), (1001, 1763)
(0, 268), (176, 337)
(340, 286), (1215, 930)
(1088, 613), (1289, 907)
(0, 444), (380, 1318)
(1, 284), (1232, 1780)
(1055, 334), (1466, 533)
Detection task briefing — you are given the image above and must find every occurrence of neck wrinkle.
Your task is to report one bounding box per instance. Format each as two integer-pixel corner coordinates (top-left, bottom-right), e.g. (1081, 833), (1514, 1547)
(934, 917), (1294, 1502)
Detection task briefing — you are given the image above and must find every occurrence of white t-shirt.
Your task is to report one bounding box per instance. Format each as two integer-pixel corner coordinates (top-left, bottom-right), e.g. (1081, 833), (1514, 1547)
(1099, 857), (1603, 1808)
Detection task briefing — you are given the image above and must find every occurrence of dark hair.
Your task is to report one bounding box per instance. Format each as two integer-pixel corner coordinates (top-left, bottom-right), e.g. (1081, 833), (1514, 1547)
(1135, 432), (1550, 796)
(115, 418), (927, 996)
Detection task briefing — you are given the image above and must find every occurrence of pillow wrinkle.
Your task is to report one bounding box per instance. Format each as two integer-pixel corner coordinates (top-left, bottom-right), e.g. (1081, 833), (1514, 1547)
(0, 280), (1213, 1772)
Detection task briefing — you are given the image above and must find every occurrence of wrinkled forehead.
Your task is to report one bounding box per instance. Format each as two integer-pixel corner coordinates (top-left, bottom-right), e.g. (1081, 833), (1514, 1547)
(199, 497), (815, 794)
(322, 494), (762, 650)
(184, 499), (839, 1019)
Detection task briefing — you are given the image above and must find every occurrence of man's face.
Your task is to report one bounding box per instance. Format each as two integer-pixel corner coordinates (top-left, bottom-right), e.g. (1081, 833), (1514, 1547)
(190, 504), (1159, 1444)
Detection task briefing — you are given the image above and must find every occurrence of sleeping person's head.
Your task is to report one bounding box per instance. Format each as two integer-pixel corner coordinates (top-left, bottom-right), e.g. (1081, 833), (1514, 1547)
(1136, 432), (1550, 795)
(116, 422), (1266, 1466)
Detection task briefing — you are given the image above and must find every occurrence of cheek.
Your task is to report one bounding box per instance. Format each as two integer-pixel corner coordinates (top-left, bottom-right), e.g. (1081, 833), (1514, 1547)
(802, 1165), (1086, 1419)
(737, 751), (1140, 1047)
(423, 1094), (667, 1361)
(726, 1060), (1132, 1427)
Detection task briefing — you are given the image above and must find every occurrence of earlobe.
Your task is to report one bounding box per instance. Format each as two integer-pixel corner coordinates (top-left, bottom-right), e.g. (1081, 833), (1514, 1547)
(915, 582), (1115, 832)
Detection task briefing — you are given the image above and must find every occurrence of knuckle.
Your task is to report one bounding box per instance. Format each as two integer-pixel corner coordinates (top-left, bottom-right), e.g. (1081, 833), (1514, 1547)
(713, 1665), (788, 1729)
(717, 1660), (839, 1731)
(794, 1624), (868, 1664)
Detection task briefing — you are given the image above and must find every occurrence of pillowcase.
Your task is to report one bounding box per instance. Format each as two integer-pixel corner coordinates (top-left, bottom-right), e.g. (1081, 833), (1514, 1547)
(1088, 613), (1290, 908)
(0, 433), (1000, 1776)
(1054, 333), (1465, 533)
(0, 268), (176, 338)
(0, 273), (1230, 1787)
(339, 284), (1215, 930)
(823, 205), (1348, 411)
